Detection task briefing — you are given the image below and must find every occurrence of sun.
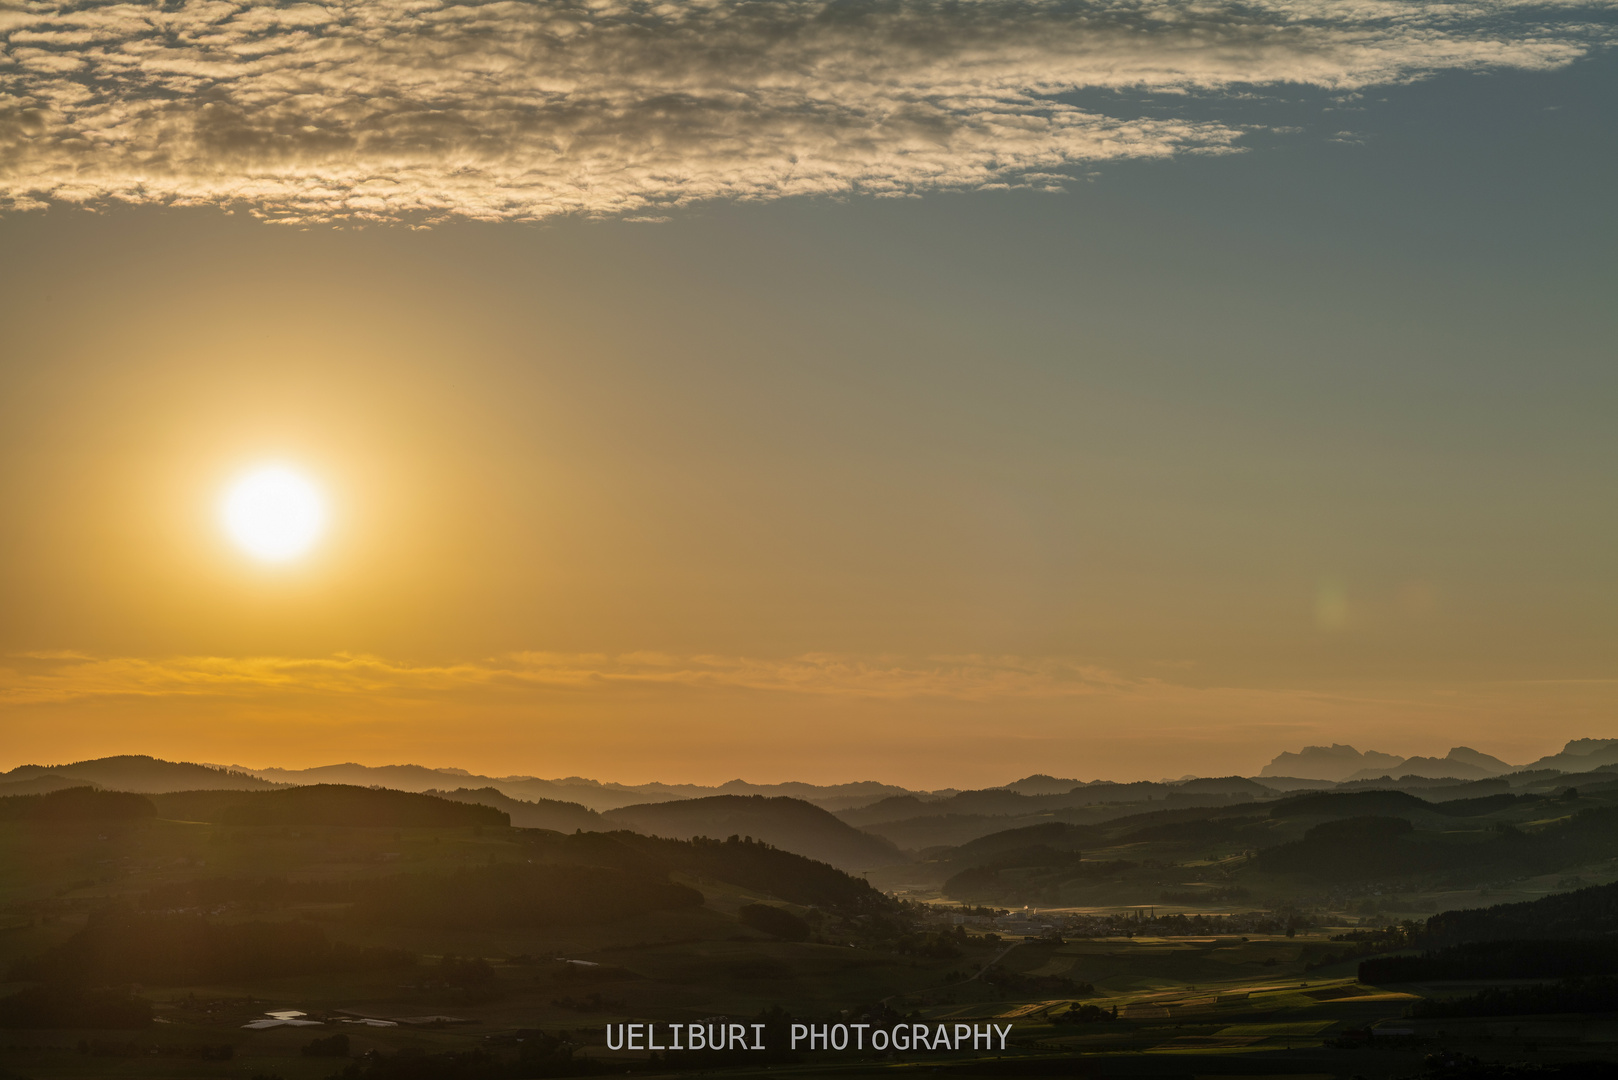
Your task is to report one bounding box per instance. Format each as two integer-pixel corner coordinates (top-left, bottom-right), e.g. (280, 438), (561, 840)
(220, 465), (328, 562)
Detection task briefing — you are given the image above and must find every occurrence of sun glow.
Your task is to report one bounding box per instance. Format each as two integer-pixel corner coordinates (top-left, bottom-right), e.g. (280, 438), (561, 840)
(221, 465), (327, 562)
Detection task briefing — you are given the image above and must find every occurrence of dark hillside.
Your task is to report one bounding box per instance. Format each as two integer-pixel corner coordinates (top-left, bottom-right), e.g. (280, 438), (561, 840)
(523, 829), (895, 914)
(0, 772), (103, 796)
(1117, 815), (1265, 846)
(1254, 815), (1460, 880)
(1363, 938), (1618, 982)
(0, 787), (155, 821)
(1253, 804), (1618, 886)
(836, 795), (936, 828)
(1002, 774), (1085, 795)
(9, 909), (413, 985)
(1174, 776), (1273, 796)
(133, 861), (702, 930)
(603, 795), (901, 871)
(1267, 790), (1432, 819)
(427, 787), (601, 831)
(352, 862), (701, 928)
(862, 812), (1050, 850)
(941, 849), (1127, 905)
(150, 785), (508, 828)
(1430, 793), (1540, 817)
(901, 788), (1044, 817)
(1425, 878), (1618, 943)
(943, 821), (1095, 870)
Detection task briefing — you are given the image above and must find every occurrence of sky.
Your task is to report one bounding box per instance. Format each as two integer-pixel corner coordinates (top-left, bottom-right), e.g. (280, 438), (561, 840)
(0, 0), (1614, 787)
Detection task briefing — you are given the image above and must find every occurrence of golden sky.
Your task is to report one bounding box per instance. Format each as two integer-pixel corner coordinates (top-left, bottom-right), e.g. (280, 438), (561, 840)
(1, 0), (1615, 785)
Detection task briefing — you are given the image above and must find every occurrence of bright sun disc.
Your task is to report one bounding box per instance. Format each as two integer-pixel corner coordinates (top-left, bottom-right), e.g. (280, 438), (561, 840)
(221, 466), (327, 562)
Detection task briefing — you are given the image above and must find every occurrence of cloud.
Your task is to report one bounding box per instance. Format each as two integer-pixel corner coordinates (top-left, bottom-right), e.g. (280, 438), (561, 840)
(0, 649), (1146, 704)
(0, 0), (1608, 222)
(7, 651), (1615, 783)
(0, 648), (1557, 723)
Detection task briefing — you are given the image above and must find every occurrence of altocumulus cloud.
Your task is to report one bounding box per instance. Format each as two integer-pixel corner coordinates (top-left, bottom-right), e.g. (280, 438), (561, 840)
(0, 0), (1610, 222)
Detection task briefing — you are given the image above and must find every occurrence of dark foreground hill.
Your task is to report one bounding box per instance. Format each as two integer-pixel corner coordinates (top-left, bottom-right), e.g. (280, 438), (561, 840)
(602, 794), (903, 871)
(149, 785), (508, 828)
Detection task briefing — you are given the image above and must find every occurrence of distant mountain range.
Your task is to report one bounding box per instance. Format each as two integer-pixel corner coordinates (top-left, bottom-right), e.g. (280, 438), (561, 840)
(4, 741), (1617, 876)
(1257, 740), (1618, 783)
(227, 762), (924, 813)
(6, 739), (1616, 808)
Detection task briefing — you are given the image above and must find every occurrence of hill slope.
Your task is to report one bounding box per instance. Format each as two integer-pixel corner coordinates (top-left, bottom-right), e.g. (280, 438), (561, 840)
(0, 756), (278, 794)
(602, 794), (903, 871)
(427, 787), (602, 831)
(149, 785), (508, 828)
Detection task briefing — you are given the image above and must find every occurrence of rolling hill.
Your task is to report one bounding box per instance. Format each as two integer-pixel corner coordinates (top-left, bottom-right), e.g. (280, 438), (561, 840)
(426, 787), (603, 831)
(0, 756), (279, 794)
(148, 785), (508, 828)
(602, 794), (904, 871)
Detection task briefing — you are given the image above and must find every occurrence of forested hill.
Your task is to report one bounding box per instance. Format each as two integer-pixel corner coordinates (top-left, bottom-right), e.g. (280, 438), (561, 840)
(521, 829), (895, 915)
(1425, 877), (1618, 944)
(0, 787), (155, 821)
(149, 785), (508, 828)
(426, 786), (602, 831)
(602, 794), (903, 872)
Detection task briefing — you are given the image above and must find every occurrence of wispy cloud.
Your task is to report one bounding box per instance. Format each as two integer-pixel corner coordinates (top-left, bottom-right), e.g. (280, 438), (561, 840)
(0, 0), (1607, 222)
(4, 649), (1569, 721)
(0, 650), (1145, 704)
(9, 651), (1615, 781)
